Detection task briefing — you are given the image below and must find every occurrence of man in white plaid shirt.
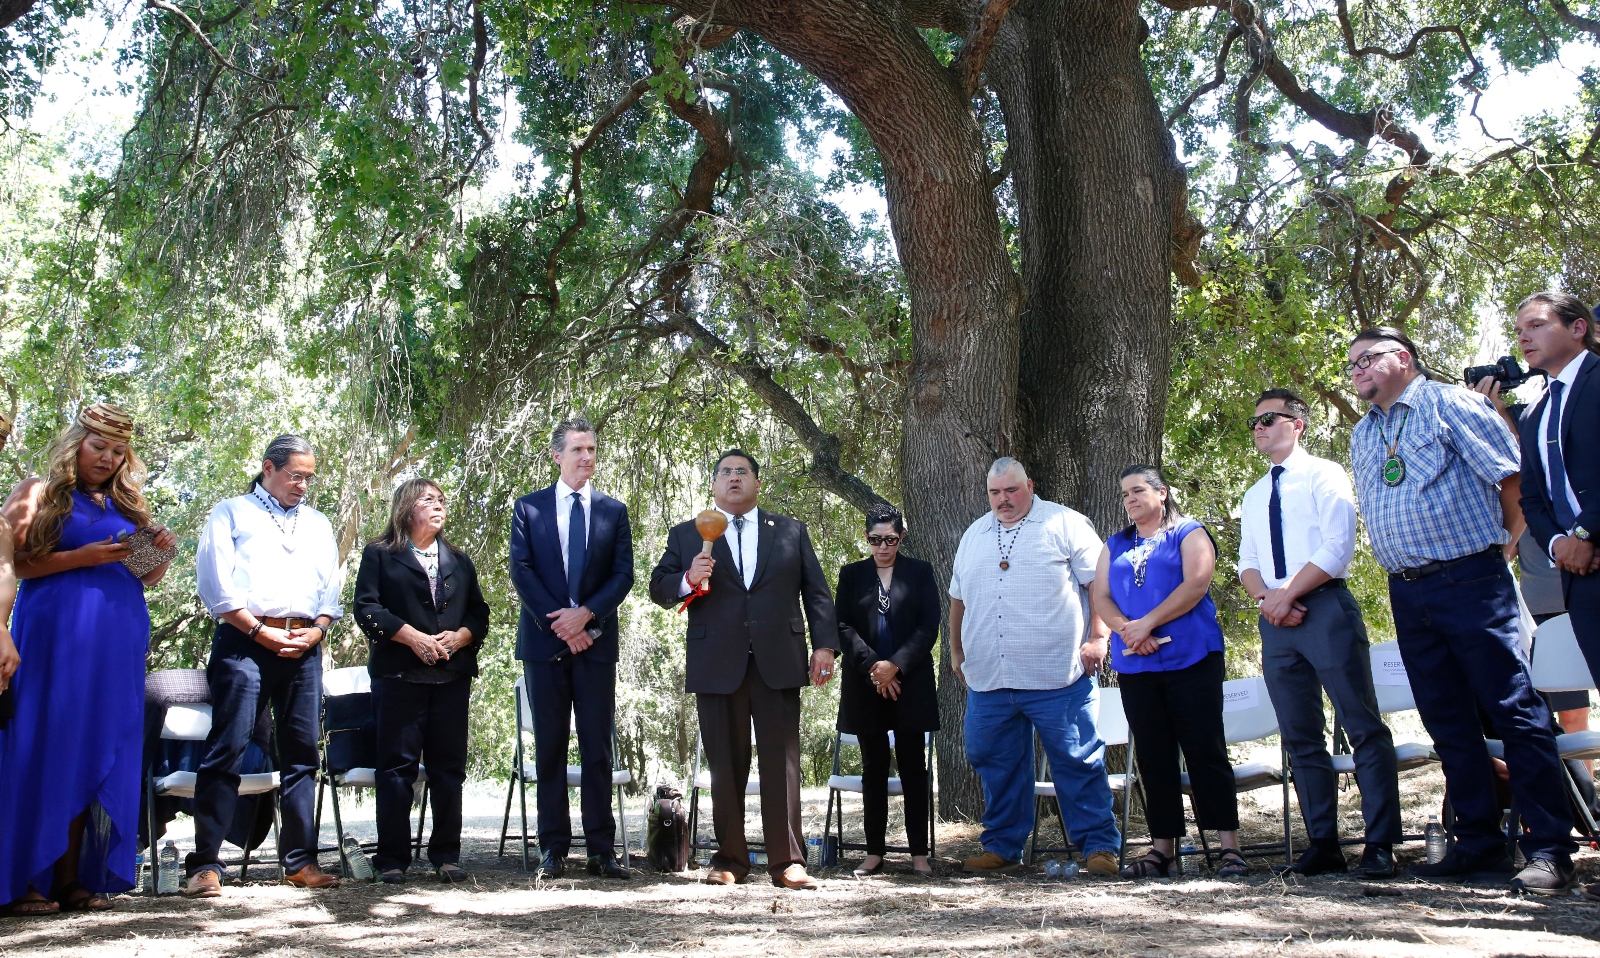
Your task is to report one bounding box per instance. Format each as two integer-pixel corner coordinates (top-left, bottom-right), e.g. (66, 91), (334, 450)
(1347, 326), (1575, 895)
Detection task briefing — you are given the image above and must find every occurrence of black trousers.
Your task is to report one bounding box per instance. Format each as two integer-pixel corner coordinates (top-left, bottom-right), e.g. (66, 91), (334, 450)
(1119, 651), (1239, 839)
(186, 624), (321, 878)
(372, 676), (471, 871)
(525, 654), (617, 856)
(697, 657), (805, 879)
(857, 731), (930, 856)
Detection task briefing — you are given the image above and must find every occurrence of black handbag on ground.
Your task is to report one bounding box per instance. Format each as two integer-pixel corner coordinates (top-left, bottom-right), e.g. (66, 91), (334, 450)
(646, 783), (690, 873)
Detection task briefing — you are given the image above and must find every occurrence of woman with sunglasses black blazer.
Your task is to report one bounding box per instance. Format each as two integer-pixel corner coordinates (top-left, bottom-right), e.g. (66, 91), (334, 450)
(835, 503), (940, 877)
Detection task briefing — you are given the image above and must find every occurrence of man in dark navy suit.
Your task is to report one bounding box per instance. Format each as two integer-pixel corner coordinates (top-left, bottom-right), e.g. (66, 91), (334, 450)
(1514, 291), (1600, 900)
(509, 417), (635, 879)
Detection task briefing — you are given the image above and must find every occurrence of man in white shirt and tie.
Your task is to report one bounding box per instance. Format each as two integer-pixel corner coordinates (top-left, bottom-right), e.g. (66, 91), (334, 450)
(1238, 389), (1401, 878)
(185, 435), (344, 896)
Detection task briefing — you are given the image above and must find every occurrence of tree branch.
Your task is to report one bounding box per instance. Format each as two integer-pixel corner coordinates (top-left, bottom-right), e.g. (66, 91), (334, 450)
(146, 0), (268, 83)
(1169, 25), (1241, 127)
(666, 311), (889, 513)
(1335, 0), (1484, 91)
(951, 0), (1018, 98)
(1549, 0), (1600, 38)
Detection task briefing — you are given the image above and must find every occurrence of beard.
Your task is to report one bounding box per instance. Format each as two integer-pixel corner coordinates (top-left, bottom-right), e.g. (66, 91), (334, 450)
(1358, 382), (1380, 401)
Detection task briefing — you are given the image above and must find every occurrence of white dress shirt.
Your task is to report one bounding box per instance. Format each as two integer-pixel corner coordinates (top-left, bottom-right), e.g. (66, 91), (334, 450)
(195, 484), (344, 621)
(947, 497), (1101, 692)
(554, 478), (594, 577)
(678, 505), (759, 595)
(1537, 354), (1584, 545)
(1237, 446), (1358, 590)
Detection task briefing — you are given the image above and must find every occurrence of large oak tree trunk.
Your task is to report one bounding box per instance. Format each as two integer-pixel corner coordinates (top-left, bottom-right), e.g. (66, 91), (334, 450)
(990, 0), (1180, 534)
(678, 0), (1020, 819)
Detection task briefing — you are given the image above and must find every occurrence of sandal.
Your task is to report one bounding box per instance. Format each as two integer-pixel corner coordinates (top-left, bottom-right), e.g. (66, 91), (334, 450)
(1215, 850), (1249, 877)
(3, 891), (59, 916)
(51, 882), (111, 912)
(1119, 848), (1173, 879)
(378, 869), (406, 885)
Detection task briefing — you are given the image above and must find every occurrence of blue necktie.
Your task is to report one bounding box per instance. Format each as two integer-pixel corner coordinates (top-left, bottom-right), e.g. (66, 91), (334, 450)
(567, 492), (587, 604)
(1268, 465), (1287, 581)
(1547, 381), (1575, 529)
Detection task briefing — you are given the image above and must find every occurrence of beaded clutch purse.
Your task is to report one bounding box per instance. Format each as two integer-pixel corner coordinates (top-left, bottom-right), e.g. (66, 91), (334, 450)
(119, 527), (178, 579)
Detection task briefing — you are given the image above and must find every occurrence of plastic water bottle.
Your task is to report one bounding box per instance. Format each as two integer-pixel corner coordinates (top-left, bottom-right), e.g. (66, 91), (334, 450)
(1424, 815), (1448, 864)
(341, 836), (374, 881)
(1043, 858), (1061, 878)
(1060, 860), (1079, 878)
(156, 841), (181, 895)
(805, 837), (823, 868)
(134, 851), (147, 893)
(1042, 859), (1079, 879)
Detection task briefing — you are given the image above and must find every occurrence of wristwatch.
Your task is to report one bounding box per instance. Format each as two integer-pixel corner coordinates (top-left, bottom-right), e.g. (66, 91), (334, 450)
(1574, 525), (1591, 542)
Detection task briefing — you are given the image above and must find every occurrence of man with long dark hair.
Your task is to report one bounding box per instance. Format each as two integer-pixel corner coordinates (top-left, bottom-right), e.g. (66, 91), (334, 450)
(1345, 329), (1575, 895)
(188, 435), (343, 896)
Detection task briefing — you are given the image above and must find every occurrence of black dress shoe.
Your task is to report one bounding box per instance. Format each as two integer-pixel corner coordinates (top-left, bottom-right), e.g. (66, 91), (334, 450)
(539, 850), (566, 879)
(1273, 843), (1346, 877)
(586, 854), (631, 880)
(1358, 844), (1395, 878)
(1407, 846), (1514, 881)
(1509, 854), (1574, 896)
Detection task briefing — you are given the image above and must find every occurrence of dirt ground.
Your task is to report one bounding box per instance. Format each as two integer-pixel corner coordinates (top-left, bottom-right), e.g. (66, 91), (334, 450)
(5, 756), (1600, 958)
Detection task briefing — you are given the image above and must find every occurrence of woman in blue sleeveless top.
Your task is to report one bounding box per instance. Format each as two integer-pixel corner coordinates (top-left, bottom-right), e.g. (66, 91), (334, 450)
(0, 404), (175, 914)
(1091, 465), (1243, 878)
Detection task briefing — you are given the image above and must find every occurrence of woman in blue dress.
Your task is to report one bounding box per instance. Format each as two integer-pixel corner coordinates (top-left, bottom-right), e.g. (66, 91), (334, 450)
(0, 403), (174, 914)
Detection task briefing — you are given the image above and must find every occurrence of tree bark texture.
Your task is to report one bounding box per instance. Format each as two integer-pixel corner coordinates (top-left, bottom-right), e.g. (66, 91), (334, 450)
(674, 0), (1020, 820)
(989, 0), (1179, 535)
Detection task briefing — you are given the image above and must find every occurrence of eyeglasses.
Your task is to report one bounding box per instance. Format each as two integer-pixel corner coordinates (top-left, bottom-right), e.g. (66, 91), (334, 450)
(716, 467), (752, 478)
(866, 535), (902, 547)
(286, 472), (316, 486)
(1248, 412), (1299, 430)
(417, 494), (447, 507)
(1340, 346), (1404, 376)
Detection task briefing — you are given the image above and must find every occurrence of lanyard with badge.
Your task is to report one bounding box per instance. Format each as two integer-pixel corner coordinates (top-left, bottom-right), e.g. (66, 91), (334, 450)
(1377, 407), (1410, 486)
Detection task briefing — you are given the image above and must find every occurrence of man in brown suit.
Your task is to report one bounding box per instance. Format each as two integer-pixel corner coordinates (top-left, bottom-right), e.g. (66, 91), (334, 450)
(649, 449), (838, 888)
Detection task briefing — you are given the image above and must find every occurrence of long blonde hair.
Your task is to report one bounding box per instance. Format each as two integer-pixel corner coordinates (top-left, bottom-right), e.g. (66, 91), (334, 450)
(28, 422), (152, 556)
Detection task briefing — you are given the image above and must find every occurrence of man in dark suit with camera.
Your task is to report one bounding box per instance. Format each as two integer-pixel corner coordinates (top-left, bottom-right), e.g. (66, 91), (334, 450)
(509, 417), (635, 879)
(649, 449), (839, 889)
(1514, 291), (1600, 901)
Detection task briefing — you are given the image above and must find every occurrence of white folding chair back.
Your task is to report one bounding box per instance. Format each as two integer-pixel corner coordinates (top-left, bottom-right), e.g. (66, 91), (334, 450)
(1096, 686), (1129, 748)
(1220, 677), (1279, 744)
(1530, 615), (1597, 693)
(162, 704), (213, 741)
(323, 666), (371, 698)
(514, 674), (536, 733)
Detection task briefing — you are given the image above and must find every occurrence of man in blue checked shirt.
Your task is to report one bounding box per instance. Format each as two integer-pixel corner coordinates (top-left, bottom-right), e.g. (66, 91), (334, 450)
(1346, 327), (1576, 896)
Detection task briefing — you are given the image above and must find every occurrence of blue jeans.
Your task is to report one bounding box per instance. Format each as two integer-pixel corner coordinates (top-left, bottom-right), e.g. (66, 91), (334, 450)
(964, 677), (1120, 861)
(1388, 550), (1576, 863)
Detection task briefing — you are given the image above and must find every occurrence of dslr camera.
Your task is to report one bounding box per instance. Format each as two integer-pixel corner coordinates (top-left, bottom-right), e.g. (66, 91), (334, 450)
(1462, 355), (1542, 391)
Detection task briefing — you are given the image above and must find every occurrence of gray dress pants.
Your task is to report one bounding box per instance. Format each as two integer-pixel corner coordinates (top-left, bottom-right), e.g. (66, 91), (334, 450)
(1260, 584), (1402, 844)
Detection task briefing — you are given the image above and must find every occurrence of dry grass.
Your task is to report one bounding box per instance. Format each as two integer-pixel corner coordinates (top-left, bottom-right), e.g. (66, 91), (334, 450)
(7, 749), (1600, 957)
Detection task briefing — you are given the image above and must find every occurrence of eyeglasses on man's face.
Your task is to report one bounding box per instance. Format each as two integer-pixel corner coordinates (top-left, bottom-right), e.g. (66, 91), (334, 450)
(716, 467), (752, 478)
(285, 471), (316, 486)
(1248, 412), (1299, 430)
(866, 535), (901, 547)
(1341, 345), (1405, 376)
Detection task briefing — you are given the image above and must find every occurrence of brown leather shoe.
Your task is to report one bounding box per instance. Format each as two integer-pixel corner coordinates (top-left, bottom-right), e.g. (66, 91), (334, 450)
(284, 864), (340, 889)
(962, 850), (1020, 873)
(772, 864), (819, 890)
(181, 870), (223, 898)
(703, 869), (739, 886)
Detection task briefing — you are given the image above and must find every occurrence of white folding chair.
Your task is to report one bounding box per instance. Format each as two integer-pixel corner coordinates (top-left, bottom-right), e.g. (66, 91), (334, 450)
(824, 731), (936, 865)
(1527, 615), (1600, 838)
(498, 675), (634, 870)
(314, 666), (430, 876)
(1180, 676), (1291, 866)
(686, 728), (763, 865)
(145, 702), (283, 886)
(1327, 641), (1438, 775)
(1028, 686), (1129, 864)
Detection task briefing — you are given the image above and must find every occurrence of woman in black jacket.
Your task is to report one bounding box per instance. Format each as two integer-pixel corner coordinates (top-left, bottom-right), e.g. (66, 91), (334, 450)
(835, 503), (941, 876)
(354, 477), (490, 883)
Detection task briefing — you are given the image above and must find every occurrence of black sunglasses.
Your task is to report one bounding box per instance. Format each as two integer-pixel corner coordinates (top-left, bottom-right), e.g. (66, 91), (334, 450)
(866, 535), (902, 547)
(1248, 412), (1300, 430)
